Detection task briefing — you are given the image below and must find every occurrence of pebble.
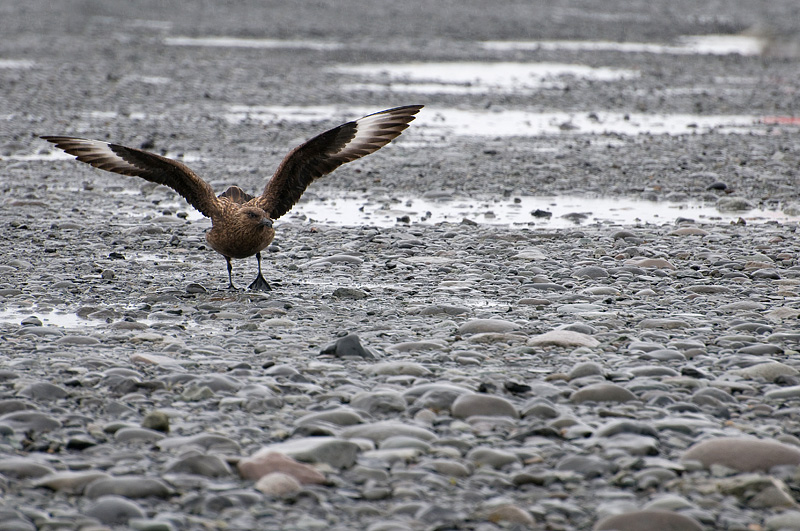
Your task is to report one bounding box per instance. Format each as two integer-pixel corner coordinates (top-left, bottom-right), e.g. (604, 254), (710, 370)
(255, 472), (302, 497)
(351, 390), (407, 414)
(594, 509), (703, 531)
(527, 330), (600, 347)
(682, 437), (800, 472)
(341, 421), (437, 444)
(84, 476), (172, 499)
(164, 453), (231, 477)
(451, 393), (519, 419)
(320, 333), (376, 359)
(457, 319), (519, 334)
(84, 495), (146, 525)
(238, 451), (326, 484)
(570, 383), (638, 403)
(252, 437), (360, 468)
(466, 447), (520, 468)
(33, 471), (111, 494)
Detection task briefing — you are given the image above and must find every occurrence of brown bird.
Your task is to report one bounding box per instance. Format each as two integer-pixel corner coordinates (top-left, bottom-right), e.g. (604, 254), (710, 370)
(42, 105), (423, 291)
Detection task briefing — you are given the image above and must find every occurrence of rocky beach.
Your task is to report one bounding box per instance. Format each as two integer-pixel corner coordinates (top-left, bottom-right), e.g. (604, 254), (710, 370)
(2, 1), (800, 529)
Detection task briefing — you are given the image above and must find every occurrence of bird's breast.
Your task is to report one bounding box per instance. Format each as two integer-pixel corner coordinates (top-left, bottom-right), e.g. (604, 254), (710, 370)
(206, 222), (275, 259)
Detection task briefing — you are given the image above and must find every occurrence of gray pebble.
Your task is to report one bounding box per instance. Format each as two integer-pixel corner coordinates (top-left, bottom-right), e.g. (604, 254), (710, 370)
(164, 453), (231, 477)
(84, 495), (146, 525)
(351, 391), (407, 415)
(254, 437), (360, 468)
(320, 333), (376, 359)
(457, 319), (519, 334)
(451, 393), (519, 419)
(594, 509), (703, 531)
(683, 437), (800, 472)
(84, 476), (172, 499)
(570, 383), (637, 404)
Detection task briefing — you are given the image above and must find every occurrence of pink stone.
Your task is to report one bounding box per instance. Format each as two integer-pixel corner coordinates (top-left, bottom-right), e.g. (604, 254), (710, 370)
(237, 451), (326, 484)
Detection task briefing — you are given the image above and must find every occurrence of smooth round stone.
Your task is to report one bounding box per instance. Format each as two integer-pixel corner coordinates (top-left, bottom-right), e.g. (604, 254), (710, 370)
(418, 304), (469, 316)
(573, 266), (609, 279)
(141, 410), (170, 433)
(413, 388), (470, 411)
(765, 386), (800, 400)
(484, 504), (535, 526)
(386, 341), (445, 353)
(351, 391), (407, 415)
(0, 411), (62, 431)
(84, 476), (172, 499)
(252, 437), (360, 468)
(255, 472), (302, 497)
(643, 495), (697, 512)
(16, 381), (68, 401)
(731, 362), (799, 381)
(594, 509), (703, 530)
(556, 455), (611, 478)
(296, 408), (364, 427)
(84, 495), (146, 525)
(0, 458), (55, 479)
(379, 436), (432, 452)
(568, 361), (604, 380)
(424, 458), (472, 477)
(367, 362), (432, 376)
(638, 319), (690, 329)
(738, 343), (783, 355)
(466, 447), (519, 468)
(115, 427), (166, 444)
(457, 319), (519, 334)
(765, 510), (800, 531)
(683, 437), (800, 472)
(692, 387), (736, 404)
(157, 433), (241, 453)
(521, 400), (559, 419)
(570, 383), (637, 404)
(626, 258), (676, 269)
(320, 333), (375, 359)
(403, 383), (473, 401)
(342, 421), (437, 444)
(718, 300), (766, 311)
(164, 453), (231, 477)
(595, 421), (658, 438)
(238, 451), (326, 484)
(527, 330), (599, 348)
(33, 471), (112, 494)
(55, 335), (101, 345)
(451, 394), (519, 419)
(638, 349), (685, 361)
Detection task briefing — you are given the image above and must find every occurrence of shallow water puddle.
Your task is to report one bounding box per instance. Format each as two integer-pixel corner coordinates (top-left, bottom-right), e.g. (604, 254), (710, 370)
(164, 36), (342, 50)
(224, 104), (760, 137)
(281, 193), (800, 229)
(0, 59), (35, 69)
(0, 308), (104, 328)
(335, 61), (638, 94)
(481, 34), (765, 56)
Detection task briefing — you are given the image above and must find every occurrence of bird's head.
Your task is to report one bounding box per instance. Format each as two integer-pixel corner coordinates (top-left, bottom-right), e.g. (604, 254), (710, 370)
(240, 207), (273, 230)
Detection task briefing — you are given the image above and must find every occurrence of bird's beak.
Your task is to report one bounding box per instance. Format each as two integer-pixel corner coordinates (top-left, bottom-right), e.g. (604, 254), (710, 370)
(261, 219), (273, 228)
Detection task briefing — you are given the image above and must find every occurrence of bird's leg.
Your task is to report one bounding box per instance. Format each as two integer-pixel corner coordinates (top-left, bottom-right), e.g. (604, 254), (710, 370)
(225, 257), (237, 290)
(248, 252), (272, 291)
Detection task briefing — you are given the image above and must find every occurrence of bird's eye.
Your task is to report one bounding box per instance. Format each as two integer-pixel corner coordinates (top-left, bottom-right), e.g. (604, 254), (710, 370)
(248, 212), (258, 219)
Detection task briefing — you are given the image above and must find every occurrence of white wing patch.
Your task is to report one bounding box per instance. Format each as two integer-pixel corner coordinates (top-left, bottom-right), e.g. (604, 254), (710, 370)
(336, 107), (419, 161)
(41, 137), (141, 173)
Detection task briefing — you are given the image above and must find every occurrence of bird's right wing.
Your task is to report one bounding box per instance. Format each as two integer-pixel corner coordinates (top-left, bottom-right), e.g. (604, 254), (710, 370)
(41, 136), (223, 218)
(256, 105), (422, 220)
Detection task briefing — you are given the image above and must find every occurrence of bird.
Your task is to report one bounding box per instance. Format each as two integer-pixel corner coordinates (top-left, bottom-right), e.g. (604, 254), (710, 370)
(42, 104), (423, 291)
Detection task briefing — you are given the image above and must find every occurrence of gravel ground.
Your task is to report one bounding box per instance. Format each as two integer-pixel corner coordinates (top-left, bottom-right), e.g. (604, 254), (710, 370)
(2, 1), (800, 530)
